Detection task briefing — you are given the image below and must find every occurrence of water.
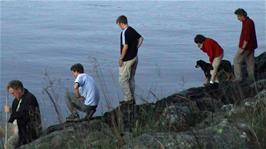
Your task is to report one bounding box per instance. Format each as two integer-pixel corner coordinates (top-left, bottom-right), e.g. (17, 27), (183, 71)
(1, 1), (265, 127)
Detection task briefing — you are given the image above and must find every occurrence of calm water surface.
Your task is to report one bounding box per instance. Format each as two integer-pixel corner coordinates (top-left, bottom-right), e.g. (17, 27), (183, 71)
(1, 1), (265, 127)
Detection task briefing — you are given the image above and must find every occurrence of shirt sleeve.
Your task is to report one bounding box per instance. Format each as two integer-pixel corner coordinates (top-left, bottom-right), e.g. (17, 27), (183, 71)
(207, 46), (214, 64)
(131, 27), (141, 40)
(134, 30), (141, 39)
(125, 28), (142, 45)
(74, 75), (84, 87)
(205, 41), (214, 64)
(242, 20), (252, 43)
(201, 41), (214, 63)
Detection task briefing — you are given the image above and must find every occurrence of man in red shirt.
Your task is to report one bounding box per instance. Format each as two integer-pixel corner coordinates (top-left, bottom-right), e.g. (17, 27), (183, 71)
(194, 34), (224, 84)
(233, 8), (257, 81)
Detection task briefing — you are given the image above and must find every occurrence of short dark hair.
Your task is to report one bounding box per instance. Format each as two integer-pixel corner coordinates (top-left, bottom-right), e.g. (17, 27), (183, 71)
(7, 80), (24, 90)
(234, 8), (247, 17)
(70, 63), (84, 73)
(194, 34), (206, 44)
(116, 15), (128, 24)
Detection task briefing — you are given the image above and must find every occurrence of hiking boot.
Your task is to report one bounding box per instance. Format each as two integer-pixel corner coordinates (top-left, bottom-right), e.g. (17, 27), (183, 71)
(66, 113), (80, 122)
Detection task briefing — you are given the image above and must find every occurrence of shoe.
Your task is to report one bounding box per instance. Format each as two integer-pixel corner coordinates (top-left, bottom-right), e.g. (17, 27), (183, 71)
(81, 110), (96, 121)
(66, 113), (80, 122)
(119, 100), (135, 105)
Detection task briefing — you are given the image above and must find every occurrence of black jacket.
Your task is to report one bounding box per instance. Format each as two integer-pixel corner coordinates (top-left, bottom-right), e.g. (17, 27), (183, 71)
(8, 89), (42, 146)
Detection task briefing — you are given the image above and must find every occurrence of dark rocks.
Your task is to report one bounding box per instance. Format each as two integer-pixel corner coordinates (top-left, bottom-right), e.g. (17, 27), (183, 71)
(123, 120), (252, 149)
(19, 120), (117, 149)
(255, 52), (266, 79)
(17, 52), (266, 149)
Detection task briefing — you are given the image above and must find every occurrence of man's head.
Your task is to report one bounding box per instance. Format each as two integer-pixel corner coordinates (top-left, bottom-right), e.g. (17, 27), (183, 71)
(70, 63), (84, 78)
(234, 8), (247, 22)
(116, 15), (128, 30)
(7, 80), (24, 99)
(194, 34), (206, 49)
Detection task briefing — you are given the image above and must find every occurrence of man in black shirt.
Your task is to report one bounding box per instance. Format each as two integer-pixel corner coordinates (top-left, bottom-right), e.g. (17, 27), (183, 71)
(4, 80), (42, 148)
(116, 15), (144, 104)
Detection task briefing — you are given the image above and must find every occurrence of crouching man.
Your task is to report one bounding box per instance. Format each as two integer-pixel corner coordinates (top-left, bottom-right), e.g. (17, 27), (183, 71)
(66, 63), (100, 122)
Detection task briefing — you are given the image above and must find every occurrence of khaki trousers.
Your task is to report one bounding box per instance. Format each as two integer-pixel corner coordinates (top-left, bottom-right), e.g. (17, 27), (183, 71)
(233, 49), (255, 81)
(65, 92), (97, 118)
(119, 56), (138, 101)
(210, 55), (223, 82)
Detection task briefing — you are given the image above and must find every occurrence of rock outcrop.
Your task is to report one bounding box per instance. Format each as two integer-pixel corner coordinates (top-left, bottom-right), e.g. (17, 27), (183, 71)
(18, 52), (266, 149)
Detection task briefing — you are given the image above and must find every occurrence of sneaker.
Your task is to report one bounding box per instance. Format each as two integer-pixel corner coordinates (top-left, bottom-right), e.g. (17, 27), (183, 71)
(214, 80), (219, 83)
(66, 113), (80, 122)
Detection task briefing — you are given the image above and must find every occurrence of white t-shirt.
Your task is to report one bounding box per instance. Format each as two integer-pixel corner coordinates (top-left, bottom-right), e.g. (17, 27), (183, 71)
(75, 73), (100, 106)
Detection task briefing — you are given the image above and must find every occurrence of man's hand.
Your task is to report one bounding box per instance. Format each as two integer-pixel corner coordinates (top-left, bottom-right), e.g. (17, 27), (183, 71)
(119, 59), (123, 67)
(239, 48), (245, 54)
(78, 96), (85, 100)
(4, 105), (11, 113)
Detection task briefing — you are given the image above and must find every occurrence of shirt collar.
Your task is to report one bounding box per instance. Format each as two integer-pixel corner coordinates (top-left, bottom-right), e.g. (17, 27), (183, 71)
(242, 16), (249, 22)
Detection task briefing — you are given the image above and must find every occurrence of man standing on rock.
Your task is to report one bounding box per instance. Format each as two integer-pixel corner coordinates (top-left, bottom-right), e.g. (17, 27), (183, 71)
(66, 63), (100, 122)
(116, 15), (144, 105)
(233, 8), (257, 81)
(4, 80), (42, 148)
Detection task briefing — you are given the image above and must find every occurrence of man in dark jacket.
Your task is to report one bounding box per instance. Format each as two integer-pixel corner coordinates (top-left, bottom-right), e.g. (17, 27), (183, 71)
(4, 80), (42, 148)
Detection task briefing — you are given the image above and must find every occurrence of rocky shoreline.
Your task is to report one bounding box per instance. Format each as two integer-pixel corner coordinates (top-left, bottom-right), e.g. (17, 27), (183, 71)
(19, 52), (266, 149)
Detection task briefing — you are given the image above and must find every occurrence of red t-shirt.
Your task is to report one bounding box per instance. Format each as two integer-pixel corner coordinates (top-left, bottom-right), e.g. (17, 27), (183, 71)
(239, 17), (257, 50)
(201, 38), (223, 64)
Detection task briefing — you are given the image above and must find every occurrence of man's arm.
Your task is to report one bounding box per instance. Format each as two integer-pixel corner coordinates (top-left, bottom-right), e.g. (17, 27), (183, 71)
(240, 20), (251, 53)
(239, 40), (248, 54)
(137, 37), (144, 48)
(119, 44), (128, 67)
(241, 41), (248, 49)
(4, 105), (15, 123)
(9, 101), (30, 122)
(73, 82), (82, 99)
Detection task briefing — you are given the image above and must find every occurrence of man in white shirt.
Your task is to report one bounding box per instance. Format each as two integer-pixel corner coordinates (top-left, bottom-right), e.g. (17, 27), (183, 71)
(66, 63), (100, 122)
